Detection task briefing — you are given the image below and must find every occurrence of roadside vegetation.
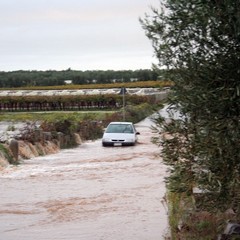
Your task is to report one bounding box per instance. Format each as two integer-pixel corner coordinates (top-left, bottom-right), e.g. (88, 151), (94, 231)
(142, 0), (240, 239)
(38, 102), (159, 141)
(0, 96), (161, 146)
(0, 98), (161, 166)
(0, 94), (156, 112)
(0, 101), (159, 126)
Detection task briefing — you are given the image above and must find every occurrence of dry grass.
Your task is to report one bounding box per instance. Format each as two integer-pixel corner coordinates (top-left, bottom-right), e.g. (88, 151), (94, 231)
(166, 191), (236, 240)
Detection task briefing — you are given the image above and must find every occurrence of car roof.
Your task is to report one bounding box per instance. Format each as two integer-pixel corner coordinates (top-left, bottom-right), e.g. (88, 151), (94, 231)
(108, 122), (133, 125)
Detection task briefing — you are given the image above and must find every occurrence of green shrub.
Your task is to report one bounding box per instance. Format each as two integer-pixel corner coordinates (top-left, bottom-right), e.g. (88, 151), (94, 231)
(0, 143), (14, 164)
(124, 102), (159, 123)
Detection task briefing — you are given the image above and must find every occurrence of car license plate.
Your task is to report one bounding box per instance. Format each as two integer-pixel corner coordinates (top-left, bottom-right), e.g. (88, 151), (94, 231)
(114, 143), (122, 146)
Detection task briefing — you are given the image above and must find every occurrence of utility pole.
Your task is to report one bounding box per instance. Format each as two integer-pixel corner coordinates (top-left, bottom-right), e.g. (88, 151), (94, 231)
(119, 87), (127, 121)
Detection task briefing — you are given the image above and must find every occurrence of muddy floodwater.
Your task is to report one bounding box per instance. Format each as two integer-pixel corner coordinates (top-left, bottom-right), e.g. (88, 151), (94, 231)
(0, 117), (169, 240)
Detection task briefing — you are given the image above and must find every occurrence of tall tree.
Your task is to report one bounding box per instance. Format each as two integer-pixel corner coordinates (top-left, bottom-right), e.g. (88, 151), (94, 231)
(141, 0), (240, 212)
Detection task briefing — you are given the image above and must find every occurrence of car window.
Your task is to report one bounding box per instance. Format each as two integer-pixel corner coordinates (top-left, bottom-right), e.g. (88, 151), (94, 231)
(106, 124), (134, 133)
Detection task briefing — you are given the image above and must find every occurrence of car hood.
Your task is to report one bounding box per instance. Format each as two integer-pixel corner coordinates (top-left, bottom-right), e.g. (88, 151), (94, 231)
(103, 132), (135, 139)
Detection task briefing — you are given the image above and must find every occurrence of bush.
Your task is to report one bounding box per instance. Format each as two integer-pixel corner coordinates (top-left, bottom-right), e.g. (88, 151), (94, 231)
(0, 143), (14, 164)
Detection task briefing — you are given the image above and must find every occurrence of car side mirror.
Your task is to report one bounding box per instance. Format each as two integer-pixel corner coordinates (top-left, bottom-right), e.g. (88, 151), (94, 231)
(136, 132), (140, 135)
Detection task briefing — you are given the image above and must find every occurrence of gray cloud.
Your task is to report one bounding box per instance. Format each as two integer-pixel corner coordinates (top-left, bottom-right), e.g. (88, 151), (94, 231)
(0, 0), (159, 71)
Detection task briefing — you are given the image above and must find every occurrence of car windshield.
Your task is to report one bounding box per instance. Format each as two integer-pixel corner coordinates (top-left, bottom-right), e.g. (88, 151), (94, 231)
(106, 124), (134, 134)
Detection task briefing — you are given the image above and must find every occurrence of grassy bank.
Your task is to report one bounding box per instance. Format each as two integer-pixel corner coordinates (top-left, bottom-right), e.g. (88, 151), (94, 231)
(0, 111), (115, 122)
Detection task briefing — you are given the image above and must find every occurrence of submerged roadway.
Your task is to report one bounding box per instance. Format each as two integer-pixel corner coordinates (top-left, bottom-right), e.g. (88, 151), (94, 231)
(0, 114), (169, 240)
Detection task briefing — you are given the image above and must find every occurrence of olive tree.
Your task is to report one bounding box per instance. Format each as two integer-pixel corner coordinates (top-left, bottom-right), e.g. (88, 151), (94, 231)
(141, 0), (240, 212)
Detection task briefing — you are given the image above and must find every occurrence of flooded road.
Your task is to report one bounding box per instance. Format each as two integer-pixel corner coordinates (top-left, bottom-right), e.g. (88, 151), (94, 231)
(0, 117), (169, 240)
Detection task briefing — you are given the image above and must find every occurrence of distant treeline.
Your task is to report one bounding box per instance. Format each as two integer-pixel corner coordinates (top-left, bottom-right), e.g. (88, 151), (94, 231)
(0, 69), (162, 88)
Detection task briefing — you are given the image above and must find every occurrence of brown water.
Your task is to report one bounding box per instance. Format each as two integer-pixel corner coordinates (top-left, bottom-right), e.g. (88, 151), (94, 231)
(0, 117), (169, 240)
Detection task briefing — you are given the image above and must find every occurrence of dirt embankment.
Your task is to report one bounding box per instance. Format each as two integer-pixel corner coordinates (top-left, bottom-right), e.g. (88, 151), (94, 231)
(0, 119), (103, 168)
(0, 130), (83, 168)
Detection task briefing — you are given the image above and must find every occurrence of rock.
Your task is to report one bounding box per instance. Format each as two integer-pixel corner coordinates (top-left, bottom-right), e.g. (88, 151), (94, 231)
(73, 133), (82, 145)
(18, 140), (36, 159)
(64, 135), (71, 147)
(0, 154), (9, 167)
(9, 139), (19, 162)
(57, 132), (64, 148)
(34, 129), (43, 142)
(43, 141), (59, 155)
(43, 132), (52, 142)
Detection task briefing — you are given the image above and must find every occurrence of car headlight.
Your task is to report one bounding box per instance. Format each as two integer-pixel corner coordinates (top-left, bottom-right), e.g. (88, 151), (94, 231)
(102, 138), (110, 142)
(127, 138), (134, 142)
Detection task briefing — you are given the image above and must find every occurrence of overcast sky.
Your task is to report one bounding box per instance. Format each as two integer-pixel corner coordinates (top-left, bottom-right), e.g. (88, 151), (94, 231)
(0, 0), (160, 71)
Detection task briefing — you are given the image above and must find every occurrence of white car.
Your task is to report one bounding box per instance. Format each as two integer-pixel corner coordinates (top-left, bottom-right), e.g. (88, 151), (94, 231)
(102, 122), (140, 147)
